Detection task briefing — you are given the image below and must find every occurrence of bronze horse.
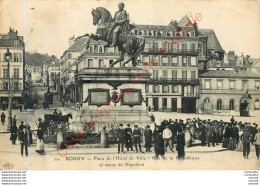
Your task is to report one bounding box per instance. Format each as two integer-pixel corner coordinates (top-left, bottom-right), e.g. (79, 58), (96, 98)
(91, 7), (145, 67)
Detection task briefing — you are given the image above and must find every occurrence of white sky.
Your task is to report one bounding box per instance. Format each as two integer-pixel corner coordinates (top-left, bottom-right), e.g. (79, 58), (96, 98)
(0, 0), (259, 58)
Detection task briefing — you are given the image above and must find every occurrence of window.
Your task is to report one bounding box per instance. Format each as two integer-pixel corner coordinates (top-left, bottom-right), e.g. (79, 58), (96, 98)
(255, 99), (260, 110)
(14, 82), (19, 90)
(14, 40), (19, 46)
(98, 59), (104, 67)
(153, 85), (159, 93)
(99, 47), (103, 53)
(172, 70), (177, 81)
(135, 30), (138, 35)
(229, 99), (234, 110)
(3, 68), (8, 78)
(171, 57), (177, 66)
(217, 81), (223, 90)
(172, 85), (178, 93)
(153, 70), (158, 79)
(191, 71), (196, 80)
(230, 81), (235, 89)
(205, 80), (210, 89)
(3, 82), (8, 90)
(68, 53), (71, 59)
(162, 85), (169, 93)
(191, 57), (196, 66)
(163, 31), (166, 36)
(14, 53), (20, 62)
(182, 70), (187, 81)
(255, 81), (260, 90)
(109, 60), (114, 66)
(190, 86), (194, 96)
(182, 57), (187, 66)
(217, 99), (222, 110)
(152, 43), (158, 52)
(144, 30), (147, 35)
(88, 59), (93, 68)
(162, 56), (168, 66)
(145, 85), (149, 93)
(187, 57), (191, 66)
(163, 98), (167, 108)
(183, 86), (188, 96)
(182, 44), (187, 52)
(162, 70), (168, 79)
(242, 80), (248, 90)
(13, 68), (19, 78)
(89, 46), (94, 53)
(191, 32), (195, 37)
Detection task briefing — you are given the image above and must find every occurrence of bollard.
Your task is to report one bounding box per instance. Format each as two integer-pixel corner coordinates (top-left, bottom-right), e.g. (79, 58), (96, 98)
(56, 124), (64, 149)
(100, 129), (108, 148)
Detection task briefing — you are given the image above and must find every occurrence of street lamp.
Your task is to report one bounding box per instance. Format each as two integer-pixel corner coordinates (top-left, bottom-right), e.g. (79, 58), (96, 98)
(5, 48), (12, 131)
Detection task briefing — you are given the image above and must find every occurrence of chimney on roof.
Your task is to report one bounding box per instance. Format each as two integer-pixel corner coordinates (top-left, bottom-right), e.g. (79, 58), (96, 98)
(223, 53), (228, 64)
(69, 35), (76, 47)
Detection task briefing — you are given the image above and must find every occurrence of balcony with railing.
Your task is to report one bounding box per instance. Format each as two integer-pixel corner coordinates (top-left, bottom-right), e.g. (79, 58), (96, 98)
(143, 48), (199, 55)
(148, 77), (199, 85)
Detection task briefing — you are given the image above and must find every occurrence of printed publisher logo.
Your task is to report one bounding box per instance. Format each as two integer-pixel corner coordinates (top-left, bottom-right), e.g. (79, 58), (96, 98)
(2, 162), (14, 169)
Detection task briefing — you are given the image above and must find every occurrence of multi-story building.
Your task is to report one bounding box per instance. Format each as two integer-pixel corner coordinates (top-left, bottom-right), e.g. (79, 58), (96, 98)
(131, 15), (208, 113)
(61, 36), (114, 102)
(0, 28), (25, 109)
(199, 70), (260, 116)
(68, 15), (226, 114)
(48, 59), (60, 93)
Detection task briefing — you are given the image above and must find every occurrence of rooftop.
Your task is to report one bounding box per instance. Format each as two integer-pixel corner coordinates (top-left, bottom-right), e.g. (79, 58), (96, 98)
(199, 70), (260, 79)
(199, 29), (223, 51)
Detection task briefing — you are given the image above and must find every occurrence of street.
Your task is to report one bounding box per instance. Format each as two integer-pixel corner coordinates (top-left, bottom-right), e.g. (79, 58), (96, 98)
(0, 82), (260, 170)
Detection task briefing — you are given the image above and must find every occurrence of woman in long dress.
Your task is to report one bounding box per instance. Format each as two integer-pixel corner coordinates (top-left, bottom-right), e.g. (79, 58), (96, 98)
(185, 126), (192, 147)
(222, 124), (231, 148)
(228, 125), (237, 150)
(36, 127), (45, 154)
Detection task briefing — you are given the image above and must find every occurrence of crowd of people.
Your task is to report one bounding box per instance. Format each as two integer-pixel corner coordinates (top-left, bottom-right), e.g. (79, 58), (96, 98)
(2, 111), (260, 160)
(116, 116), (260, 160)
(2, 113), (45, 156)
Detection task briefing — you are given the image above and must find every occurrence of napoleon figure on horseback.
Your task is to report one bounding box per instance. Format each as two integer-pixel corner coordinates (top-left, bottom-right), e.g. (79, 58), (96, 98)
(91, 3), (145, 67)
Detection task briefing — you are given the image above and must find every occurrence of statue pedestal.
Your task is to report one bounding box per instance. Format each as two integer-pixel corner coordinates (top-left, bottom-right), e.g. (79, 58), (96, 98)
(77, 67), (153, 131)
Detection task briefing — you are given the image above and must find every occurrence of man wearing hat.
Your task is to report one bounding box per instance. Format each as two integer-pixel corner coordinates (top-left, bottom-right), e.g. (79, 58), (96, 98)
(18, 121), (25, 133)
(242, 127), (252, 159)
(19, 127), (29, 156)
(253, 127), (260, 160)
(133, 125), (143, 153)
(200, 121), (207, 146)
(144, 125), (152, 152)
(163, 125), (173, 152)
(13, 115), (17, 126)
(170, 119), (178, 149)
(206, 121), (215, 147)
(252, 123), (258, 143)
(1, 112), (5, 125)
(117, 124), (125, 153)
(125, 124), (133, 151)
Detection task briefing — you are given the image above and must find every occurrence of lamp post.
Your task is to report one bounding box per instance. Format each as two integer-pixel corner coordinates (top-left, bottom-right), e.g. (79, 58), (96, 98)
(5, 48), (12, 131)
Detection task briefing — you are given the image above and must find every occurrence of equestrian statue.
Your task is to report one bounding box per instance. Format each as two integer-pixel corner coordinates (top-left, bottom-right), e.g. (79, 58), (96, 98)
(89, 2), (145, 67)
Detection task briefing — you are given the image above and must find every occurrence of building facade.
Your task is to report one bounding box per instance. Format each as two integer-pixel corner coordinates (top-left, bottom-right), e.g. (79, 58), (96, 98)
(0, 28), (25, 109)
(199, 70), (260, 116)
(131, 16), (208, 113)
